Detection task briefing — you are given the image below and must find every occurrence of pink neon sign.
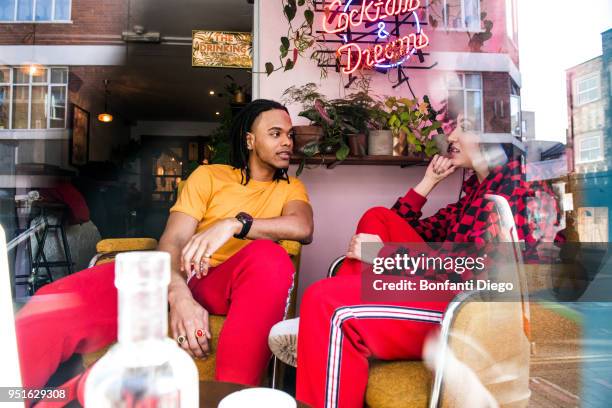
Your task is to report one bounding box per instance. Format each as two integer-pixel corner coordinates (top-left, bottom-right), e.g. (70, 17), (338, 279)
(323, 0), (430, 74)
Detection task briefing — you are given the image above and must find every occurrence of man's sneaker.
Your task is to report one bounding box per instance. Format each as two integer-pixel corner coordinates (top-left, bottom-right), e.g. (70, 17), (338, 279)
(268, 317), (299, 367)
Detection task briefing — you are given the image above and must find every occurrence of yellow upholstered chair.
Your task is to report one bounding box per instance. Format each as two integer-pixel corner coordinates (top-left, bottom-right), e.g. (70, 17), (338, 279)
(327, 195), (531, 408)
(82, 237), (302, 384)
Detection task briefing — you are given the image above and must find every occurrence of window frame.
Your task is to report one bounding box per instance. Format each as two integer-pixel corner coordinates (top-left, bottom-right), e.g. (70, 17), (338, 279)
(1, 0), (71, 23)
(576, 132), (603, 164)
(0, 66), (69, 130)
(575, 72), (601, 107)
(447, 72), (484, 132)
(442, 0), (482, 32)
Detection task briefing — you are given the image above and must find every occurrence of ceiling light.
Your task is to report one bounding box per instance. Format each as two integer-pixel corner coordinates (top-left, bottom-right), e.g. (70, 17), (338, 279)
(98, 113), (113, 123)
(215, 111), (220, 115)
(98, 80), (114, 123)
(209, 90), (215, 95)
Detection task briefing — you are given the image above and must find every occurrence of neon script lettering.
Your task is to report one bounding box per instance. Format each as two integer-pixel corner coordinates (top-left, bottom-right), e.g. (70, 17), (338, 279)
(336, 31), (429, 74)
(323, 0), (421, 34)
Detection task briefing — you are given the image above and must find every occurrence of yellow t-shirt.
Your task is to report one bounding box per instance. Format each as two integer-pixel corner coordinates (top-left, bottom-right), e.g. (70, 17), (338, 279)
(169, 164), (310, 267)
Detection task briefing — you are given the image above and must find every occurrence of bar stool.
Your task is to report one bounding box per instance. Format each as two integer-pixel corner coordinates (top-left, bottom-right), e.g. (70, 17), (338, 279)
(14, 201), (74, 295)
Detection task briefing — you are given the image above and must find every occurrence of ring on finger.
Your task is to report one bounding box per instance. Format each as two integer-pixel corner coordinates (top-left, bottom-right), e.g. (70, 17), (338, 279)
(195, 329), (205, 338)
(177, 335), (186, 345)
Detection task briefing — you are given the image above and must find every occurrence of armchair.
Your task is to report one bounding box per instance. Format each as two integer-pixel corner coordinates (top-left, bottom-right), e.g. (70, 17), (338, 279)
(82, 237), (302, 385)
(326, 194), (531, 408)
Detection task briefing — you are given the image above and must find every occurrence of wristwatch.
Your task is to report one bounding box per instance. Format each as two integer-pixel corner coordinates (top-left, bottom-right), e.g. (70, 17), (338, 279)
(234, 212), (253, 239)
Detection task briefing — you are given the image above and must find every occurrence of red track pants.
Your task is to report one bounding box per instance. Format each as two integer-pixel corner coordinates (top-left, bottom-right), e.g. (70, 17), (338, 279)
(15, 239), (294, 407)
(296, 207), (455, 408)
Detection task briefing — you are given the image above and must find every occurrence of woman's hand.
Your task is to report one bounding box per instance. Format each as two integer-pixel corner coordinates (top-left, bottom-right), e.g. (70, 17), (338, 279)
(169, 295), (212, 359)
(180, 218), (241, 279)
(424, 154), (456, 184)
(415, 155), (457, 197)
(346, 233), (383, 264)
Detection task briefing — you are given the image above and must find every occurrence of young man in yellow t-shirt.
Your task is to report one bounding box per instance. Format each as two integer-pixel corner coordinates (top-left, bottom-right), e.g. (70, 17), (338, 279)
(15, 99), (314, 404)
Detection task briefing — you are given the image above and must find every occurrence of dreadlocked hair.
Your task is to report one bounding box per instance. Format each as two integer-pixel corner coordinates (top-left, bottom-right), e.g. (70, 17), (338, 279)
(229, 99), (291, 185)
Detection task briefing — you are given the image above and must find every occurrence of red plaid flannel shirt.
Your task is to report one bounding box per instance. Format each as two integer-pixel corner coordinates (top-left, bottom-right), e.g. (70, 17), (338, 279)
(390, 160), (561, 282)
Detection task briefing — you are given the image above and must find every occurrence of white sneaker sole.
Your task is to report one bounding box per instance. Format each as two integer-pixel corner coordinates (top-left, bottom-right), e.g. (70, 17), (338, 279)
(268, 318), (299, 367)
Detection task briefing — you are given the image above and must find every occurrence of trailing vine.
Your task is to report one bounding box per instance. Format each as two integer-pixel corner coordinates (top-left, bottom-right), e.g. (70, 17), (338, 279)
(264, 0), (331, 78)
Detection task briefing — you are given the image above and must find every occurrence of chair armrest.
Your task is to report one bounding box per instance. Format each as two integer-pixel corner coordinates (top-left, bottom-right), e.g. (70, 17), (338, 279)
(279, 240), (301, 257)
(96, 238), (158, 253)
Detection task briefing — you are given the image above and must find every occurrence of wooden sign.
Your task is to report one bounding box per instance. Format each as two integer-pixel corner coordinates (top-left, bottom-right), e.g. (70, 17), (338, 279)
(192, 31), (252, 69)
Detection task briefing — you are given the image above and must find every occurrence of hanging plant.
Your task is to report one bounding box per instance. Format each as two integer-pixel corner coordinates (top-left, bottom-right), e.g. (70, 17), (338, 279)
(265, 0), (331, 78)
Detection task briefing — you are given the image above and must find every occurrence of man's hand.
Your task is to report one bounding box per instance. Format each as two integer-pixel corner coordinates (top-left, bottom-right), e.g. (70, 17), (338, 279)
(414, 155), (456, 197)
(346, 233), (383, 264)
(169, 295), (212, 359)
(180, 218), (241, 279)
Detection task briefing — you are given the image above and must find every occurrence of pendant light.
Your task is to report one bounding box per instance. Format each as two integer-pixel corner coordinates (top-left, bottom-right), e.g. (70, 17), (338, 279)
(98, 80), (114, 123)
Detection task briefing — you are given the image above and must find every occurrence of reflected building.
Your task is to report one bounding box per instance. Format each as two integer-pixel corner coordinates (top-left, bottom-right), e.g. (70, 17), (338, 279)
(566, 29), (612, 242)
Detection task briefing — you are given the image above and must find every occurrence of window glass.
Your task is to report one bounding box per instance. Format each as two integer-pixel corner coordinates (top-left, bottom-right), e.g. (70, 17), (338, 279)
(49, 86), (66, 128)
(0, 67), (9, 83)
(51, 68), (68, 84)
(30, 86), (48, 129)
(31, 68), (48, 83)
(444, 0), (462, 29)
(447, 89), (464, 119)
(13, 68), (29, 84)
(0, 0), (15, 20)
(466, 90), (482, 131)
(0, 85), (9, 129)
(11, 85), (29, 128)
(54, 0), (70, 20)
(465, 73), (481, 89)
(16, 0), (31, 20)
(446, 73), (463, 89)
(464, 0), (480, 30)
(577, 133), (602, 163)
(35, 0), (51, 20)
(510, 95), (521, 136)
(576, 74), (601, 105)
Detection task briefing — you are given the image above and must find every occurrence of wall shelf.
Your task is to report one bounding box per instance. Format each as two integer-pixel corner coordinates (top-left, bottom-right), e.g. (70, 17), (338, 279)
(290, 155), (429, 168)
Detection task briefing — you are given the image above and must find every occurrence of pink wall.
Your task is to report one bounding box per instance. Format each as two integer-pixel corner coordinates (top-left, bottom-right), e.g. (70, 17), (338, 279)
(287, 164), (462, 307)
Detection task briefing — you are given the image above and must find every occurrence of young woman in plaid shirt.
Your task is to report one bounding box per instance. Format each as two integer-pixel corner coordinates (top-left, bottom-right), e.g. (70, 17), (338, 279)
(291, 115), (560, 408)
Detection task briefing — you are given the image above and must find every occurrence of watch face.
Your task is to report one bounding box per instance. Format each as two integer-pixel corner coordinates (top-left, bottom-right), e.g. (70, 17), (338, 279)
(237, 212), (253, 223)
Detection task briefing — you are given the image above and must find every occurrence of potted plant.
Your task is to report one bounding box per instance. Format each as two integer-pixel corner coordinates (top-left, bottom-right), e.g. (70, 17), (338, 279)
(224, 75), (248, 104)
(368, 105), (393, 156)
(282, 83), (326, 153)
(385, 96), (441, 159)
(295, 99), (350, 176)
(328, 93), (373, 157)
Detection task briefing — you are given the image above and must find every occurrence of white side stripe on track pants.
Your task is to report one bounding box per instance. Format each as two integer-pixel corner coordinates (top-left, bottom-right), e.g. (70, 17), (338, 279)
(324, 305), (444, 408)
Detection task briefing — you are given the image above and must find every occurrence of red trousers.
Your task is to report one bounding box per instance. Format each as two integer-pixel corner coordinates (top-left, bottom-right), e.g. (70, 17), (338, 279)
(296, 207), (455, 408)
(15, 239), (294, 407)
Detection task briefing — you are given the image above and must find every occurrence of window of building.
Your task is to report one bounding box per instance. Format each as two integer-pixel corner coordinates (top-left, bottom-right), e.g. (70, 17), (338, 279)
(577, 207), (608, 242)
(0, 66), (68, 130)
(0, 0), (71, 22)
(510, 80), (521, 137)
(442, 0), (480, 31)
(576, 132), (603, 164)
(447, 72), (483, 132)
(575, 72), (601, 106)
(505, 0), (518, 43)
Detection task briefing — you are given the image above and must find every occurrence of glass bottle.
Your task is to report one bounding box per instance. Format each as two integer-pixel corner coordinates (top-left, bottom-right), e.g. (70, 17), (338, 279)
(85, 251), (198, 407)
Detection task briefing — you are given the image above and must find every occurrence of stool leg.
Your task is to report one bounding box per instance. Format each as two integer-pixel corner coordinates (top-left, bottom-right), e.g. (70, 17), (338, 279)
(58, 225), (74, 276)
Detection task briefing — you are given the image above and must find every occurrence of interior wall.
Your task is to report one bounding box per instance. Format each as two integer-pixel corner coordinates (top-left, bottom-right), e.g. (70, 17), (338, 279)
(289, 164), (462, 306)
